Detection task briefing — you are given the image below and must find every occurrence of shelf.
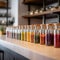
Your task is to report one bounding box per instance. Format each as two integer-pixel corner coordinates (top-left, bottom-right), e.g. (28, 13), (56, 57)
(22, 8), (60, 18)
(23, 0), (57, 5)
(0, 7), (11, 9)
(0, 16), (11, 18)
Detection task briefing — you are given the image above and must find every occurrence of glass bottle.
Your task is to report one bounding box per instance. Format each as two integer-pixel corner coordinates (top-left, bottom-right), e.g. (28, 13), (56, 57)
(45, 24), (54, 46)
(54, 23), (60, 48)
(30, 25), (35, 43)
(21, 25), (24, 41)
(17, 26), (21, 40)
(40, 24), (46, 45)
(34, 24), (40, 43)
(24, 25), (27, 41)
(6, 27), (9, 38)
(27, 25), (31, 42)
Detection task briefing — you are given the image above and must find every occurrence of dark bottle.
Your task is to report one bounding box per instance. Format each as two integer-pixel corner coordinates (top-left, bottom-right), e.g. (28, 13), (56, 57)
(45, 24), (54, 46)
(34, 24), (40, 43)
(54, 23), (60, 48)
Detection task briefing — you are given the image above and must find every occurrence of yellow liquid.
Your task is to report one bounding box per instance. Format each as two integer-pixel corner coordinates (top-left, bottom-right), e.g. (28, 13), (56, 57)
(27, 32), (31, 42)
(25, 32), (27, 41)
(21, 32), (24, 41)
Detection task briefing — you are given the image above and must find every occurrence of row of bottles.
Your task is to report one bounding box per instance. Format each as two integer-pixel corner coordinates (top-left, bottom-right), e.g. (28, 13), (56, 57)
(6, 23), (60, 48)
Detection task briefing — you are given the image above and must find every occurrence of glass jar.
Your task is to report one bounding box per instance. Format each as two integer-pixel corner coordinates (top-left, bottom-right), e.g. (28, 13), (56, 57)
(34, 24), (40, 43)
(30, 25), (35, 43)
(24, 25), (27, 41)
(40, 24), (46, 45)
(54, 23), (60, 48)
(17, 26), (21, 40)
(21, 25), (24, 41)
(27, 25), (31, 42)
(45, 24), (54, 46)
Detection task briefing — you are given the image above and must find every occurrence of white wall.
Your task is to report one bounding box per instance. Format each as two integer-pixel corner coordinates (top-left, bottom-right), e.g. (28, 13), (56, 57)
(10, 0), (18, 26)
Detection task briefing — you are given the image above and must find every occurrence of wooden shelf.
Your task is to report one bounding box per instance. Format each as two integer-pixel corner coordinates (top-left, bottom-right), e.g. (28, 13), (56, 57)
(23, 0), (57, 5)
(22, 8), (60, 18)
(0, 7), (11, 9)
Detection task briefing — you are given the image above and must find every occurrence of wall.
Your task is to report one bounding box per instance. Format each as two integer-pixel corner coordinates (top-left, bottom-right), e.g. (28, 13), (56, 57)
(10, 0), (18, 26)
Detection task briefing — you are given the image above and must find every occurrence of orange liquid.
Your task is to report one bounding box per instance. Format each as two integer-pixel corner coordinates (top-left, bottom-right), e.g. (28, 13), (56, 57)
(40, 34), (45, 45)
(31, 32), (34, 43)
(27, 32), (31, 42)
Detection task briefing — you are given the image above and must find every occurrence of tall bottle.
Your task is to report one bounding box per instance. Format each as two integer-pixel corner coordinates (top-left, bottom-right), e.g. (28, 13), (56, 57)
(45, 24), (54, 46)
(40, 24), (46, 45)
(34, 24), (40, 43)
(24, 25), (27, 41)
(27, 25), (31, 42)
(30, 25), (35, 43)
(54, 23), (60, 48)
(17, 26), (21, 40)
(21, 25), (24, 41)
(6, 27), (9, 38)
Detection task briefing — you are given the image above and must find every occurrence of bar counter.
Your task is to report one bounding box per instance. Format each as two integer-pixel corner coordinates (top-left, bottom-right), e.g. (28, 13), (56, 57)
(0, 35), (60, 60)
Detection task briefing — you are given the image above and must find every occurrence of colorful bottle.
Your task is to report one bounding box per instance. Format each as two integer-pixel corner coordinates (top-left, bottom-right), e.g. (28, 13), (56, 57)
(45, 24), (54, 46)
(54, 23), (60, 48)
(34, 24), (40, 43)
(24, 25), (27, 41)
(21, 26), (24, 41)
(40, 24), (46, 45)
(27, 25), (31, 42)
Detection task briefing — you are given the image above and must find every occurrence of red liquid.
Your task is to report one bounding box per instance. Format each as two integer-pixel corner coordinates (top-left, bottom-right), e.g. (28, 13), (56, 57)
(54, 34), (60, 48)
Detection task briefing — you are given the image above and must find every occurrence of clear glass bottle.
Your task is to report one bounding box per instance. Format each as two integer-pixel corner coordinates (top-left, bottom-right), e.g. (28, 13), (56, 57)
(24, 25), (27, 41)
(6, 27), (9, 38)
(34, 24), (40, 43)
(45, 24), (54, 46)
(21, 25), (24, 41)
(54, 23), (60, 48)
(30, 25), (35, 43)
(17, 26), (21, 40)
(40, 24), (46, 45)
(27, 25), (31, 42)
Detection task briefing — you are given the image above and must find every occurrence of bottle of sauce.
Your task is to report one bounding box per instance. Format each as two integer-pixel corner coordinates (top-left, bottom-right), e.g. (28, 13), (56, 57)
(27, 25), (31, 42)
(34, 24), (40, 43)
(24, 25), (27, 41)
(21, 25), (24, 41)
(45, 24), (54, 46)
(54, 23), (60, 48)
(40, 24), (46, 45)
(30, 25), (35, 43)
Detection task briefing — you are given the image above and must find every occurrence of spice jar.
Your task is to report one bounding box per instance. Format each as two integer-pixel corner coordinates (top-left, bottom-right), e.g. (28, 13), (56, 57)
(45, 24), (54, 46)
(40, 24), (46, 45)
(54, 23), (60, 48)
(34, 24), (40, 43)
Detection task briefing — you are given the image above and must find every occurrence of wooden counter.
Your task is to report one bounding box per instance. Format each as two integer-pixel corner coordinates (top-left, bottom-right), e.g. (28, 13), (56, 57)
(0, 36), (60, 60)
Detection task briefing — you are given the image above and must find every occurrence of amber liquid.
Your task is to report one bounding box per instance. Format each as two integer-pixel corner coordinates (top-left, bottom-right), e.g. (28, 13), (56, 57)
(27, 32), (31, 42)
(31, 32), (34, 43)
